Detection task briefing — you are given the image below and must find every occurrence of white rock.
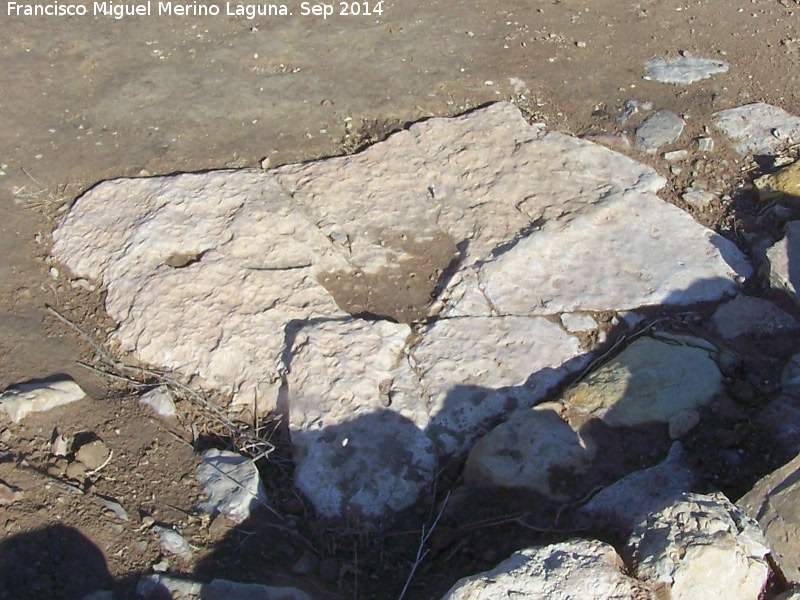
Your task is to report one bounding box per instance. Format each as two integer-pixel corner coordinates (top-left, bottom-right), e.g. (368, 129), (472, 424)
(153, 526), (192, 560)
(644, 56), (729, 85)
(138, 386), (177, 419)
(196, 449), (267, 523)
(136, 575), (312, 600)
(766, 221), (800, 303)
(627, 492), (769, 600)
(714, 103), (800, 155)
(682, 186), (717, 208)
(441, 539), (655, 600)
(560, 312), (597, 332)
(463, 404), (594, 500)
(412, 316), (588, 454)
(0, 378), (86, 423)
(562, 337), (722, 428)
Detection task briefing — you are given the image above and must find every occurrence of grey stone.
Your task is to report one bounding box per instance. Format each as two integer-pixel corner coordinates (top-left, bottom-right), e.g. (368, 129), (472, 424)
(644, 56), (729, 85)
(663, 150), (688, 161)
(783, 353), (800, 397)
(136, 575), (310, 600)
(682, 186), (716, 208)
(714, 103), (800, 156)
(463, 404), (595, 501)
(712, 294), (799, 339)
(153, 525), (192, 560)
(767, 221), (800, 304)
(739, 451), (800, 583)
(635, 110), (685, 151)
(291, 550), (318, 575)
(562, 337), (722, 428)
(627, 492), (769, 600)
(560, 312), (597, 332)
(441, 539), (655, 600)
(578, 442), (696, 535)
(697, 137), (715, 152)
(756, 394), (800, 455)
(74, 439), (110, 470)
(196, 449), (267, 523)
(138, 386), (177, 419)
(0, 378), (86, 423)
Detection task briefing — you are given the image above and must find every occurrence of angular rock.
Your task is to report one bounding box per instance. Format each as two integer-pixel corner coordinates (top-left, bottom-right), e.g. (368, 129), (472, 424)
(136, 575), (311, 600)
(138, 386), (177, 419)
(0, 480), (23, 506)
(153, 526), (192, 560)
(562, 337), (722, 428)
(682, 186), (716, 208)
(578, 442), (696, 535)
(635, 110), (685, 151)
(463, 404), (594, 501)
(767, 221), (800, 303)
(0, 378), (86, 423)
(441, 539), (655, 600)
(712, 294), (799, 339)
(755, 160), (800, 201)
(714, 103), (800, 156)
(196, 449), (267, 523)
(74, 439), (110, 470)
(627, 492), (769, 600)
(739, 451), (800, 583)
(644, 56), (729, 85)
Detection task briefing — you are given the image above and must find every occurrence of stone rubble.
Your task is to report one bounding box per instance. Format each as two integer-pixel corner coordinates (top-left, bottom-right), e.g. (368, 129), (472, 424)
(0, 378), (86, 423)
(714, 103), (800, 155)
(634, 110), (685, 151)
(626, 492), (769, 600)
(441, 539), (656, 600)
(644, 56), (729, 85)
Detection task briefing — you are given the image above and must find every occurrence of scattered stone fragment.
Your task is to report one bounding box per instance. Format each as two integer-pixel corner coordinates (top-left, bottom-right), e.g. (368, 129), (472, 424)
(766, 221), (800, 303)
(712, 294), (799, 339)
(153, 525), (192, 560)
(50, 432), (70, 457)
(96, 495), (129, 521)
(697, 137), (715, 152)
(0, 480), (23, 505)
(682, 186), (717, 208)
(136, 575), (311, 600)
(0, 378), (86, 423)
(627, 492), (769, 600)
(463, 404), (594, 501)
(714, 103), (800, 155)
(65, 461), (87, 479)
(635, 110), (685, 151)
(644, 56), (729, 85)
(138, 386), (177, 419)
(562, 337), (722, 428)
(663, 149), (688, 161)
(196, 449), (267, 523)
(783, 353), (800, 397)
(74, 439), (110, 470)
(580, 131), (631, 149)
(441, 539), (655, 600)
(616, 99), (648, 125)
(755, 159), (800, 201)
(579, 442), (696, 535)
(739, 451), (800, 583)
(291, 550), (318, 575)
(560, 312), (597, 332)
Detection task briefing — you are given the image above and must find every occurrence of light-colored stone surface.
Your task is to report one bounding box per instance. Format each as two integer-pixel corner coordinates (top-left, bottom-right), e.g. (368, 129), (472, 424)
(635, 110), (685, 150)
(74, 439), (110, 470)
(560, 312), (598, 332)
(767, 221), (800, 303)
(136, 575), (311, 600)
(739, 451), (800, 583)
(644, 56), (729, 85)
(153, 526), (192, 561)
(138, 386), (177, 419)
(196, 449), (267, 524)
(441, 539), (655, 600)
(562, 337), (722, 428)
(712, 294), (799, 339)
(0, 378), (86, 423)
(627, 492), (769, 600)
(714, 103), (800, 156)
(463, 404), (594, 500)
(682, 186), (716, 208)
(579, 442), (696, 535)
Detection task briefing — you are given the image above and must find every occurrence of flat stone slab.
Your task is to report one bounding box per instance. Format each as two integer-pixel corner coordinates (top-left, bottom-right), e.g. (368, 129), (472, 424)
(0, 378), (86, 423)
(767, 221), (800, 304)
(136, 575), (311, 600)
(196, 449), (268, 523)
(635, 110), (685, 151)
(644, 56), (729, 85)
(714, 103), (800, 156)
(627, 492), (769, 600)
(441, 540), (655, 600)
(562, 337), (722, 428)
(712, 294), (799, 339)
(739, 451), (800, 583)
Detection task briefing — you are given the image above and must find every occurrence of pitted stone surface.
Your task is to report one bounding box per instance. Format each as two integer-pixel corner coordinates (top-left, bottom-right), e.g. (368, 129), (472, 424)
(644, 56), (729, 85)
(627, 492), (769, 600)
(714, 103), (800, 156)
(441, 539), (655, 600)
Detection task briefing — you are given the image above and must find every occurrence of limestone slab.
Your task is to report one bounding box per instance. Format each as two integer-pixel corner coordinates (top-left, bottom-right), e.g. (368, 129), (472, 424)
(196, 449), (268, 523)
(644, 56), (729, 85)
(441, 540), (655, 600)
(714, 103), (800, 156)
(562, 337), (722, 428)
(0, 378), (86, 423)
(627, 492), (769, 600)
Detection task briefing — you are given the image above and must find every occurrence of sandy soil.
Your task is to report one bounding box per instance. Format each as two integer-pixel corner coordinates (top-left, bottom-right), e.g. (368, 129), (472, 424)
(1, 0), (800, 599)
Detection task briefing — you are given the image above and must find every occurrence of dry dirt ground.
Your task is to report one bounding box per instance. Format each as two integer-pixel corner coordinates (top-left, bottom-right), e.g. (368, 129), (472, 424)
(1, 1), (800, 599)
